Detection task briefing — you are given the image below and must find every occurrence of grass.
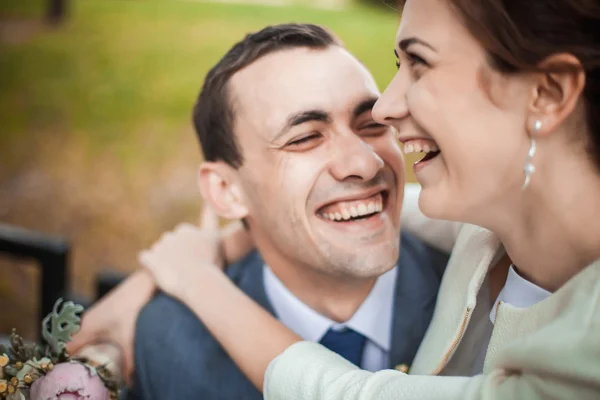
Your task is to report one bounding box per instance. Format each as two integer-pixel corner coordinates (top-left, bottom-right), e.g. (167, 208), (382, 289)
(0, 0), (401, 171)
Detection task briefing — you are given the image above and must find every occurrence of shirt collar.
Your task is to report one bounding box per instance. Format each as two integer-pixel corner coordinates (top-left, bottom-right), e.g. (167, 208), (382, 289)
(489, 265), (552, 322)
(263, 265), (397, 352)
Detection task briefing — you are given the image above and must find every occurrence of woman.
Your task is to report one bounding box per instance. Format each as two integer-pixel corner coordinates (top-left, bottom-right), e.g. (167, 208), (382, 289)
(142, 0), (600, 398)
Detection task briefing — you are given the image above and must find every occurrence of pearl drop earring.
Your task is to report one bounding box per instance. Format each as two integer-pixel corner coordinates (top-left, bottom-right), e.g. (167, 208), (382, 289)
(522, 120), (541, 190)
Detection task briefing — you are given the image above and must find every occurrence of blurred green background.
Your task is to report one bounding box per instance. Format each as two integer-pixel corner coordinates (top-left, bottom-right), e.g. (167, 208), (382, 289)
(0, 0), (414, 338)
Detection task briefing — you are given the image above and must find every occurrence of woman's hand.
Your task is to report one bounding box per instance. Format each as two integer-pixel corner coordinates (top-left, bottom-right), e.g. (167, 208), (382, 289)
(66, 269), (155, 384)
(67, 205), (253, 385)
(139, 203), (223, 300)
(140, 204), (301, 393)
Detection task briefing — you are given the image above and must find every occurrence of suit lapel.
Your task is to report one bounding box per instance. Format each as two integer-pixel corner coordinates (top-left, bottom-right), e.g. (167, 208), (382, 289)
(210, 250), (275, 399)
(388, 233), (447, 370)
(228, 238), (445, 374)
(227, 249), (276, 316)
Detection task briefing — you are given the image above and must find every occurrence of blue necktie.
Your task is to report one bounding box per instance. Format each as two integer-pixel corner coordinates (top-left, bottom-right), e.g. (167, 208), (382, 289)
(319, 327), (367, 366)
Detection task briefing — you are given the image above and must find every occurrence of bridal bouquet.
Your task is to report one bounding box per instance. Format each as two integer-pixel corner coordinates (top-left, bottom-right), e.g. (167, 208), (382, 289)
(0, 299), (120, 400)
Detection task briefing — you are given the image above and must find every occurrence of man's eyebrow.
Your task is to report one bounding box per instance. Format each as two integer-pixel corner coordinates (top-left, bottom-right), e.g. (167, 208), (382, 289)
(398, 37), (437, 52)
(352, 97), (379, 118)
(273, 110), (331, 142)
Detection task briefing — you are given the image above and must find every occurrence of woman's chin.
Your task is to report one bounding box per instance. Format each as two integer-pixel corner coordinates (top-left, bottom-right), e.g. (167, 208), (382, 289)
(417, 184), (459, 221)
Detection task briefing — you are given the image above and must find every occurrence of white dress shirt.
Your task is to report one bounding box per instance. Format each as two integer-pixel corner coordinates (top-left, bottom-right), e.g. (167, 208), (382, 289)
(263, 265), (397, 371)
(472, 265), (552, 374)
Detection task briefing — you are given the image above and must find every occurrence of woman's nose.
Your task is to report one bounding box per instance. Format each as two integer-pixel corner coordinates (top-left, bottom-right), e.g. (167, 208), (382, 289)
(372, 72), (409, 128)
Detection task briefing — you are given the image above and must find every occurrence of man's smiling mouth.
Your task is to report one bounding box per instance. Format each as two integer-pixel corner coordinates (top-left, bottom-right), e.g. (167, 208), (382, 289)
(317, 191), (388, 222)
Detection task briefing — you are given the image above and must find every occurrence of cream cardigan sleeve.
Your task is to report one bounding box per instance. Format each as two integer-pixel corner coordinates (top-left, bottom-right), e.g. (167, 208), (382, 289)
(264, 342), (470, 399)
(264, 280), (600, 400)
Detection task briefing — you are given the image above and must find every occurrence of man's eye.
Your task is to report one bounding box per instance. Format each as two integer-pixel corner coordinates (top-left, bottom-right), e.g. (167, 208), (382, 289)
(360, 123), (388, 136)
(287, 133), (322, 147)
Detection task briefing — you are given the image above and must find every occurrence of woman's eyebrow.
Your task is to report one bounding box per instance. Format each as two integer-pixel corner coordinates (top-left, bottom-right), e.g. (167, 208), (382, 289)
(398, 37), (437, 52)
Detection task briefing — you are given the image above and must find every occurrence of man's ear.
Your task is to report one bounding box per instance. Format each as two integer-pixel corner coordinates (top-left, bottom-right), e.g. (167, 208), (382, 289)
(197, 162), (249, 220)
(527, 53), (586, 136)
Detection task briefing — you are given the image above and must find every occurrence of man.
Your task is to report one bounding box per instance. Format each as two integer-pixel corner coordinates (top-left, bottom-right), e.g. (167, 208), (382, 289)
(70, 23), (449, 399)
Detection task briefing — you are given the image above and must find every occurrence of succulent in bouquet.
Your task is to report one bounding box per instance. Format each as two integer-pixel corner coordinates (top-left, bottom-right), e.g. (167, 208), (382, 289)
(0, 299), (120, 400)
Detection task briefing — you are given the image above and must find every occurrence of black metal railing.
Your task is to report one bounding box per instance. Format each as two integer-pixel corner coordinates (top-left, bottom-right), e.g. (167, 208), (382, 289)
(0, 223), (130, 342)
(0, 224), (70, 340)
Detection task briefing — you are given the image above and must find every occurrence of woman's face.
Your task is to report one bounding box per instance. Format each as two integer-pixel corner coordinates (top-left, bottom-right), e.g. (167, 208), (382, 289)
(373, 0), (535, 224)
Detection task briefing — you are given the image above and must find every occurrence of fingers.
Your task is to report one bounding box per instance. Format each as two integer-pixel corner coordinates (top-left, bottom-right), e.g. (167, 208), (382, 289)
(221, 220), (244, 237)
(140, 209), (226, 294)
(138, 251), (155, 279)
(139, 250), (170, 294)
(66, 311), (99, 356)
(200, 202), (220, 231)
(105, 335), (135, 385)
(221, 221), (255, 265)
(122, 343), (135, 385)
(201, 203), (226, 267)
(77, 343), (123, 373)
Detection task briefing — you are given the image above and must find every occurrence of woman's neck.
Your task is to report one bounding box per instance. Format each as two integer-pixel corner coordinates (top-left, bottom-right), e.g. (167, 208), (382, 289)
(487, 157), (600, 292)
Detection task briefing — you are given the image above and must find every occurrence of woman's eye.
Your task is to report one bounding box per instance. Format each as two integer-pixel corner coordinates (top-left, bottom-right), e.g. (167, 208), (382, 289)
(395, 53), (428, 71)
(407, 52), (428, 67)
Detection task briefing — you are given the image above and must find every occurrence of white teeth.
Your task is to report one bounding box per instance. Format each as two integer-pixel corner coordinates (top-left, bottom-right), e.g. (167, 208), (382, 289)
(367, 203), (375, 214)
(320, 195), (385, 221)
(358, 203), (367, 215)
(341, 209), (351, 220)
(403, 141), (439, 155)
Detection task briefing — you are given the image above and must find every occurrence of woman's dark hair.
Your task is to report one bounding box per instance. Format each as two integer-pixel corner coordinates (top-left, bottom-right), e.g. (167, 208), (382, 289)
(400, 0), (600, 169)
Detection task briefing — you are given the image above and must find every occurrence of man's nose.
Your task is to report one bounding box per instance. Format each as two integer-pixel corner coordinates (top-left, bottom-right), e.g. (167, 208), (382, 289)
(372, 72), (409, 128)
(329, 135), (384, 182)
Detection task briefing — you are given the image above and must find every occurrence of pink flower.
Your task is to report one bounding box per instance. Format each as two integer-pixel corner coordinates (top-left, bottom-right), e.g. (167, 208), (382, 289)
(30, 362), (109, 400)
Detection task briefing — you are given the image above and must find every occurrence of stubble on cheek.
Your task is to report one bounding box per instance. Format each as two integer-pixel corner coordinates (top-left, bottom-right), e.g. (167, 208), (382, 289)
(276, 157), (307, 236)
(277, 156), (339, 266)
(246, 156), (305, 243)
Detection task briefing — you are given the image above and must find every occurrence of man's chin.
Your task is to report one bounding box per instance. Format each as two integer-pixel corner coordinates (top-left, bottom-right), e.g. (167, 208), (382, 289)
(314, 238), (400, 278)
(314, 221), (400, 250)
(333, 256), (398, 280)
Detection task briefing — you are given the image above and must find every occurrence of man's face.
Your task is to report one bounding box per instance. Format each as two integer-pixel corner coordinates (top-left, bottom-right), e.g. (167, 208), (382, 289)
(230, 46), (404, 279)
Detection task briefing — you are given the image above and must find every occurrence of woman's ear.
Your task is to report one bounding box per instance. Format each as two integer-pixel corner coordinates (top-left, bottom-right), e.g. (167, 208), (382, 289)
(197, 162), (249, 220)
(528, 53), (586, 136)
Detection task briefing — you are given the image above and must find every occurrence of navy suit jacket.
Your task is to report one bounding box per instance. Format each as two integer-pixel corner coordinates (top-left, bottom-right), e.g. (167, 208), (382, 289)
(128, 232), (448, 399)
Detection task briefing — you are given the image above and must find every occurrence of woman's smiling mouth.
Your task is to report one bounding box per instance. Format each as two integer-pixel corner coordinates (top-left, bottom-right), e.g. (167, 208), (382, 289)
(402, 138), (441, 164)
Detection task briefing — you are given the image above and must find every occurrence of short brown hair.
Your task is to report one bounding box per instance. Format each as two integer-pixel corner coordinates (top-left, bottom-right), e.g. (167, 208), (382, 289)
(192, 23), (341, 168)
(399, 0), (600, 170)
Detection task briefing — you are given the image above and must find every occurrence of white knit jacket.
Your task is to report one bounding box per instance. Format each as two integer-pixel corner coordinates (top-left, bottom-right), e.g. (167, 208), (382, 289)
(264, 186), (600, 400)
